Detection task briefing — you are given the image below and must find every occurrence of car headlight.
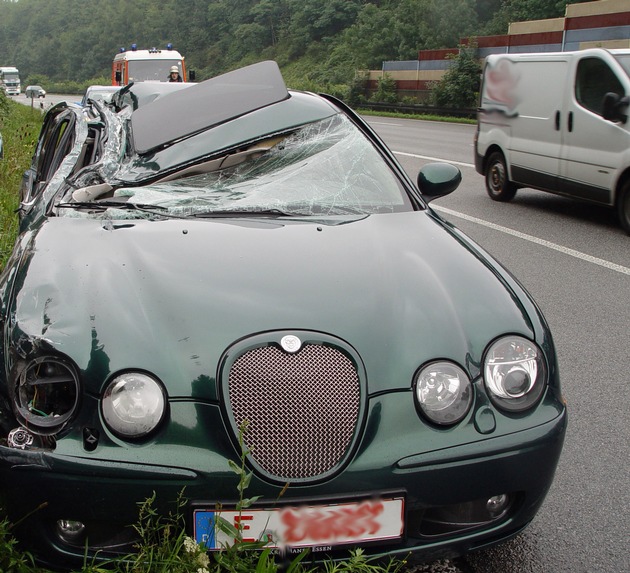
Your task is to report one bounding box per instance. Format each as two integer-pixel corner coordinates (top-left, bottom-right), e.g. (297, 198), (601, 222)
(101, 372), (166, 438)
(414, 361), (473, 425)
(484, 336), (546, 412)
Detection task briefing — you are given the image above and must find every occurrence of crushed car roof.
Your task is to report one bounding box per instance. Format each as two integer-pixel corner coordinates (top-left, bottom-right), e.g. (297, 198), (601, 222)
(129, 61), (290, 154)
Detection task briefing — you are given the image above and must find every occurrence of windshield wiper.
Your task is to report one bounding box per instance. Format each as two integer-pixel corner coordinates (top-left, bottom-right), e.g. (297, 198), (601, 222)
(190, 208), (292, 218)
(55, 200), (168, 213)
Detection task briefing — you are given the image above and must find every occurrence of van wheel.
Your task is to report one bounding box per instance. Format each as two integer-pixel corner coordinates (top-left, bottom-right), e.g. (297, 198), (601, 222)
(486, 152), (517, 202)
(617, 181), (630, 235)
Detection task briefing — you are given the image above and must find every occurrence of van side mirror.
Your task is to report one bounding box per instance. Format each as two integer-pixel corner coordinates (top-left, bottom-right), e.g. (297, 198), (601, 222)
(188, 70), (196, 82)
(602, 92), (629, 123)
(115, 71), (122, 84)
(417, 163), (461, 203)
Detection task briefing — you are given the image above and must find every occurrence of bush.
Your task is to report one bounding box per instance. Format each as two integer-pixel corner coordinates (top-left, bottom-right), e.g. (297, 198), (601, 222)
(431, 42), (481, 109)
(346, 71), (368, 107)
(371, 73), (398, 104)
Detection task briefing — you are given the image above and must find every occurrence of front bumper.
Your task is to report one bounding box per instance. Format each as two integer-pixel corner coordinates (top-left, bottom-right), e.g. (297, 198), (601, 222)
(0, 394), (566, 570)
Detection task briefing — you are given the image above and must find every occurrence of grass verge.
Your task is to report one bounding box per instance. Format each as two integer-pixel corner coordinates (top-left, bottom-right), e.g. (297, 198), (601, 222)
(357, 108), (476, 125)
(0, 93), (43, 269)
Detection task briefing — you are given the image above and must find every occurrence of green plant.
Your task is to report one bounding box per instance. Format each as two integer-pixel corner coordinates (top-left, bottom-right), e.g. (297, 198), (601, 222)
(346, 71), (369, 107)
(211, 421), (312, 573)
(0, 514), (41, 573)
(371, 74), (398, 104)
(430, 42), (481, 109)
(320, 548), (407, 573)
(109, 490), (212, 573)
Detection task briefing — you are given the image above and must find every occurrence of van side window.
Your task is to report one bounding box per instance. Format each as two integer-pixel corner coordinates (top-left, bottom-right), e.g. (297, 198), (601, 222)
(575, 57), (624, 116)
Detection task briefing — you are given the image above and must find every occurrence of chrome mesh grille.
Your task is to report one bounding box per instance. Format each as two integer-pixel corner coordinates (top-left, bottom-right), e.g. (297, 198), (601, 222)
(228, 344), (361, 480)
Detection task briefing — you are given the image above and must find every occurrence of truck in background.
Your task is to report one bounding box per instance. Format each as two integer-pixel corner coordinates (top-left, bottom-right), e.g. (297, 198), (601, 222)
(0, 67), (21, 95)
(474, 48), (630, 234)
(112, 44), (194, 86)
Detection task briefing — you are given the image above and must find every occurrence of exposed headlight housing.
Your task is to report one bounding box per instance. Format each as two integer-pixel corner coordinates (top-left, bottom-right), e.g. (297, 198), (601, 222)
(13, 357), (80, 435)
(101, 372), (166, 439)
(414, 361), (473, 425)
(484, 336), (546, 412)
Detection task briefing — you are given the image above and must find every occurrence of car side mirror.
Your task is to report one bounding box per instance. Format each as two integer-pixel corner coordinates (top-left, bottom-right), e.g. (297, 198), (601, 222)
(417, 162), (462, 203)
(602, 92), (629, 123)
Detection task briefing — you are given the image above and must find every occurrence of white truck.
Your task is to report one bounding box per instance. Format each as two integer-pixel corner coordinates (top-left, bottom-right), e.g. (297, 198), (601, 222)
(0, 67), (21, 95)
(474, 48), (630, 234)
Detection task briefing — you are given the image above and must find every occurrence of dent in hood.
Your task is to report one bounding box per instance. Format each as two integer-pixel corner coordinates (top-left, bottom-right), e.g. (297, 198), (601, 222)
(6, 213), (536, 400)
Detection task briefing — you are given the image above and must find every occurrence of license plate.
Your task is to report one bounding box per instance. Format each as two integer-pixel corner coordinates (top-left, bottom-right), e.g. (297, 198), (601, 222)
(194, 496), (404, 550)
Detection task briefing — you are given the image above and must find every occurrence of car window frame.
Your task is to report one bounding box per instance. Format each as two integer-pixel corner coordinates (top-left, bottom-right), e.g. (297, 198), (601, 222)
(575, 56), (625, 116)
(32, 110), (76, 195)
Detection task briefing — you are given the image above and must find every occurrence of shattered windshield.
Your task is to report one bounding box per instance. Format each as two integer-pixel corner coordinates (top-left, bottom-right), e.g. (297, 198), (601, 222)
(59, 114), (413, 220)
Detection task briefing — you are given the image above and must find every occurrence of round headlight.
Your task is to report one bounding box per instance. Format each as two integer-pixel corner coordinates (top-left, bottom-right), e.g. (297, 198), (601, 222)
(414, 361), (473, 425)
(101, 373), (166, 438)
(484, 336), (546, 412)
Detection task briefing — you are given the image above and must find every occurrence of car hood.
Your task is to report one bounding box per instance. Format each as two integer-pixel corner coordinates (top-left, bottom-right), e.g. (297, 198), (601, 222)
(10, 211), (535, 400)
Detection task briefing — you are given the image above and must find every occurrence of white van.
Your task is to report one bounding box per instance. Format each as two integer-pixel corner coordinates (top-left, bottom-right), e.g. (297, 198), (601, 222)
(474, 48), (630, 234)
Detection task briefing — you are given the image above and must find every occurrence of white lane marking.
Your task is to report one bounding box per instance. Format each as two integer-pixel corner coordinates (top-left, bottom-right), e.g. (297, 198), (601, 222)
(369, 121), (402, 127)
(433, 205), (630, 276)
(394, 151), (475, 169)
(391, 149), (629, 275)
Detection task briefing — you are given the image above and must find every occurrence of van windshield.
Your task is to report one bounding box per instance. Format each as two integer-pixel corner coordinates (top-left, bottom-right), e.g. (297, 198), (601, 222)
(613, 55), (630, 79)
(128, 60), (181, 82)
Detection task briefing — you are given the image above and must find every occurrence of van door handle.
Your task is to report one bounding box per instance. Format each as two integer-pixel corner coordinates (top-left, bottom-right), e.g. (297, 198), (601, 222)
(555, 111), (560, 130)
(568, 112), (573, 132)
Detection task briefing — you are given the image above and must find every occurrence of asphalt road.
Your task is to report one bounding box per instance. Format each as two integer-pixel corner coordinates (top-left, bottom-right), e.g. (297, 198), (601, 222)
(366, 116), (630, 573)
(13, 92), (81, 110)
(12, 95), (630, 572)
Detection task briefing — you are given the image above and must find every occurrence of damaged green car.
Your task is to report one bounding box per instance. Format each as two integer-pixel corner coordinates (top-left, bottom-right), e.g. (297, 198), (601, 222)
(0, 61), (566, 570)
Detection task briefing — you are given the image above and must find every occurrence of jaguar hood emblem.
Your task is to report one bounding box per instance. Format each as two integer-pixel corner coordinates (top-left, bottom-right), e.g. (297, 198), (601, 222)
(280, 335), (302, 353)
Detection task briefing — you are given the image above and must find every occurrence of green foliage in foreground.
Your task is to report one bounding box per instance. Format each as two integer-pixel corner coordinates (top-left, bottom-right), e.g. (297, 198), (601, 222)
(0, 93), (43, 269)
(0, 422), (410, 572)
(0, 499), (411, 573)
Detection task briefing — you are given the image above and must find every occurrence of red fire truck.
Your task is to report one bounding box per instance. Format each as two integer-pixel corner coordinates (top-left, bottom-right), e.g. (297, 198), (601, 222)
(112, 44), (192, 85)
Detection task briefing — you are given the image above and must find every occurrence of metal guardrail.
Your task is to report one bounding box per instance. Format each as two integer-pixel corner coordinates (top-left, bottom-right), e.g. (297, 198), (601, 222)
(359, 102), (477, 119)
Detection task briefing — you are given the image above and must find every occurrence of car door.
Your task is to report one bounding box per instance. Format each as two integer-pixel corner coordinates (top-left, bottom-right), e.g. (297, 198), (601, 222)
(559, 54), (630, 205)
(20, 108), (76, 210)
(501, 56), (567, 193)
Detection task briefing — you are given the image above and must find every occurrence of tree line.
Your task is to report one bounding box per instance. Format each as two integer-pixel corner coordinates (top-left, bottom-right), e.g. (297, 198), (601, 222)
(0, 0), (583, 95)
